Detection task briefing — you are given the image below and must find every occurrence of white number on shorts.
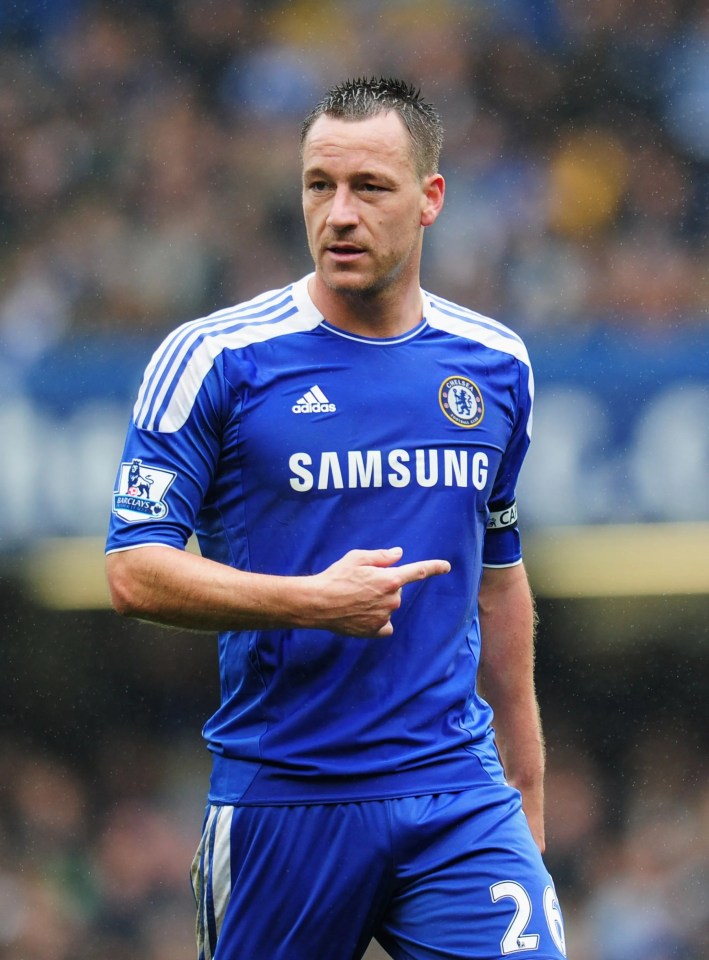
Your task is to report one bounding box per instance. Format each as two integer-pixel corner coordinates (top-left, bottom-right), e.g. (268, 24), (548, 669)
(489, 881), (567, 957)
(543, 884), (566, 956)
(490, 881), (540, 953)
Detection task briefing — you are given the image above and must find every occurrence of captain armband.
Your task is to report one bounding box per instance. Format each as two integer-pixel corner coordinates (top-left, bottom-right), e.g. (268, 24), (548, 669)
(486, 501), (518, 531)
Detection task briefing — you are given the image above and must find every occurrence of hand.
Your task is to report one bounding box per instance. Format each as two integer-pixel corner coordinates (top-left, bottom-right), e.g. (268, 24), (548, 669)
(308, 547), (451, 638)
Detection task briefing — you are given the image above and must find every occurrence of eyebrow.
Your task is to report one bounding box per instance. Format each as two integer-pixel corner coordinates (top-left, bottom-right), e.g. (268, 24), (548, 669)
(302, 166), (399, 187)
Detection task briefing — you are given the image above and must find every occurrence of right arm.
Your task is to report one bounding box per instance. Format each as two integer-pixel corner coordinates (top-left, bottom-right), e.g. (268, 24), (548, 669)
(106, 544), (450, 638)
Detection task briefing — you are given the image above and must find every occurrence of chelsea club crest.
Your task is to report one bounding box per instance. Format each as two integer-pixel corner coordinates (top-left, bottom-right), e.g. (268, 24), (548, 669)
(439, 377), (484, 428)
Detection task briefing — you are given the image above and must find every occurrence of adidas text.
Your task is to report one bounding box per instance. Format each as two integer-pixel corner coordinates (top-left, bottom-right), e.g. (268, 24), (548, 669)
(292, 401), (337, 413)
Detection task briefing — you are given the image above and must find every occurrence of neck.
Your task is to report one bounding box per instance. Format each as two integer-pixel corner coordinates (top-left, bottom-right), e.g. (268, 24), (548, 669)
(308, 274), (424, 339)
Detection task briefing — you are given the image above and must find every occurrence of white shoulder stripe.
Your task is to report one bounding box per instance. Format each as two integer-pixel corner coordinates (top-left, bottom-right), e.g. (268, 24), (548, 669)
(425, 293), (531, 369)
(136, 307), (321, 433)
(134, 287), (297, 431)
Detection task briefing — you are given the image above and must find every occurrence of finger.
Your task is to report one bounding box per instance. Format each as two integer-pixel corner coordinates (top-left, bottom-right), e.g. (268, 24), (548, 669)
(395, 558), (451, 585)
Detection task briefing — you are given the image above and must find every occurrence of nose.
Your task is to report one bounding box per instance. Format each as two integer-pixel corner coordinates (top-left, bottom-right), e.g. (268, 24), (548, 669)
(326, 185), (359, 230)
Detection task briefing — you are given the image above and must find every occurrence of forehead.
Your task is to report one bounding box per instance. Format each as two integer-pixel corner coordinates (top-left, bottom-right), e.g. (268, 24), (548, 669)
(302, 112), (415, 176)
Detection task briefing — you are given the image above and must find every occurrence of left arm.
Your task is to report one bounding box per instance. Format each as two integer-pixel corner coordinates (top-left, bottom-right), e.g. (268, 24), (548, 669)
(477, 562), (546, 852)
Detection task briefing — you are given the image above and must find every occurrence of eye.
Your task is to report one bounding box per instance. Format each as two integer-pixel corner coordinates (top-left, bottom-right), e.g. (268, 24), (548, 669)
(307, 180), (330, 193)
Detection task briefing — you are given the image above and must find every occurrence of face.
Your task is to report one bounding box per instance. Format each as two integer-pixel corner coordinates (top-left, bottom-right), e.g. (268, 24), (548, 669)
(301, 112), (444, 300)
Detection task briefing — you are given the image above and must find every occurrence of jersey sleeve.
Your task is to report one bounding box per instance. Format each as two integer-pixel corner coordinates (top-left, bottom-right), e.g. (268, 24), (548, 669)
(106, 347), (228, 555)
(482, 355), (533, 568)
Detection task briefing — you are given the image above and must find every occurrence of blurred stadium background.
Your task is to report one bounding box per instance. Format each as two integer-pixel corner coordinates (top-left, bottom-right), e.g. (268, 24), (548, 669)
(1, 1), (708, 958)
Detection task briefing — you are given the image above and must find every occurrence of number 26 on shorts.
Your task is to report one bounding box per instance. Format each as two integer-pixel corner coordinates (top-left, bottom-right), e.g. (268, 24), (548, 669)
(490, 880), (566, 956)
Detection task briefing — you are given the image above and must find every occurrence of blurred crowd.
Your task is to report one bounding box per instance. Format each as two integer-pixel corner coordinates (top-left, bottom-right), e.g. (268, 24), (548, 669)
(0, 733), (206, 960)
(1, 0), (708, 374)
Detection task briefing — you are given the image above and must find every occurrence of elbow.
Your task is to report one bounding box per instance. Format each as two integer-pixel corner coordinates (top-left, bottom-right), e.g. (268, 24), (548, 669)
(106, 572), (139, 619)
(108, 583), (138, 619)
(105, 553), (149, 619)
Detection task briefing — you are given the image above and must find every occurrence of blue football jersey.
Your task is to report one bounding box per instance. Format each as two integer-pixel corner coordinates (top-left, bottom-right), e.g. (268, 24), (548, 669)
(106, 275), (534, 804)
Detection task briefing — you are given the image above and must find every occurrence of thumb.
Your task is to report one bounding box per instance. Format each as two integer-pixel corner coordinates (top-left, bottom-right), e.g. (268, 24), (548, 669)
(364, 546), (404, 568)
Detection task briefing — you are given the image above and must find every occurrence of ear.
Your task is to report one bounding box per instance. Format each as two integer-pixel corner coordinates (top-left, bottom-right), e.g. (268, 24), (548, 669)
(420, 173), (445, 227)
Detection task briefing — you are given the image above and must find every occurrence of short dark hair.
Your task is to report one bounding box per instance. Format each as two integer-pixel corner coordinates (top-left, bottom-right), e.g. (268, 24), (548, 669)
(300, 77), (444, 179)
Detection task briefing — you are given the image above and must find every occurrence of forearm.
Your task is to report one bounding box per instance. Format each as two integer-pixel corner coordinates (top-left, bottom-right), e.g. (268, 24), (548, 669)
(477, 563), (546, 849)
(485, 680), (545, 843)
(106, 545), (315, 632)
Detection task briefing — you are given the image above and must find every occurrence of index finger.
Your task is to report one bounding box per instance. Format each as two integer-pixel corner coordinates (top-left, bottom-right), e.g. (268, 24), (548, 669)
(395, 558), (451, 586)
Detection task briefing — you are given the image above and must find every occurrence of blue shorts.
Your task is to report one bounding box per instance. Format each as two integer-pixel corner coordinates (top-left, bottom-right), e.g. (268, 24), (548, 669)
(190, 784), (566, 960)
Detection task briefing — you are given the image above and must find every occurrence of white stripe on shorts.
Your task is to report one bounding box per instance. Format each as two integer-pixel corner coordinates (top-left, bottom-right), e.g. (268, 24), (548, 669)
(191, 805), (234, 960)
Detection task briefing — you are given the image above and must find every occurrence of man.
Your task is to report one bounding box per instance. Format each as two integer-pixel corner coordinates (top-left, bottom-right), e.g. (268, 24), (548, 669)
(106, 77), (567, 960)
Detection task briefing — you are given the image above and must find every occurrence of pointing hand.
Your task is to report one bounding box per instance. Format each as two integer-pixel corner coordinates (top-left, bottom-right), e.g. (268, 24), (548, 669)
(306, 547), (451, 637)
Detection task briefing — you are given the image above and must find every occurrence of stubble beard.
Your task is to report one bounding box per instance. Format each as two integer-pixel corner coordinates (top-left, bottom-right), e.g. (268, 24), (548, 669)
(316, 237), (420, 304)
(320, 267), (393, 301)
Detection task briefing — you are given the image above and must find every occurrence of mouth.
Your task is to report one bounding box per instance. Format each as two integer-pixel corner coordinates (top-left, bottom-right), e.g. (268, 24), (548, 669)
(325, 243), (367, 262)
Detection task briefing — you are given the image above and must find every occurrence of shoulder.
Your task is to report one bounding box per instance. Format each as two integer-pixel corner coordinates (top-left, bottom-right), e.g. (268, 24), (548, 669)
(134, 277), (321, 432)
(423, 291), (531, 370)
(156, 276), (321, 360)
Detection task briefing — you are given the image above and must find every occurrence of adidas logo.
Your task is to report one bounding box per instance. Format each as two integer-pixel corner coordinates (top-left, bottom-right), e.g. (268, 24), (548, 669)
(291, 385), (337, 414)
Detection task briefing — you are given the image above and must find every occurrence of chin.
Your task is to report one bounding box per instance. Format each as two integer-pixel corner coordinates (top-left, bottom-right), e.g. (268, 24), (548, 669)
(320, 267), (389, 299)
(323, 272), (371, 296)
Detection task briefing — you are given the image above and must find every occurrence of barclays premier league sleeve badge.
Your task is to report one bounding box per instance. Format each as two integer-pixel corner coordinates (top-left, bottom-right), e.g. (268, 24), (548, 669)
(113, 458), (176, 523)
